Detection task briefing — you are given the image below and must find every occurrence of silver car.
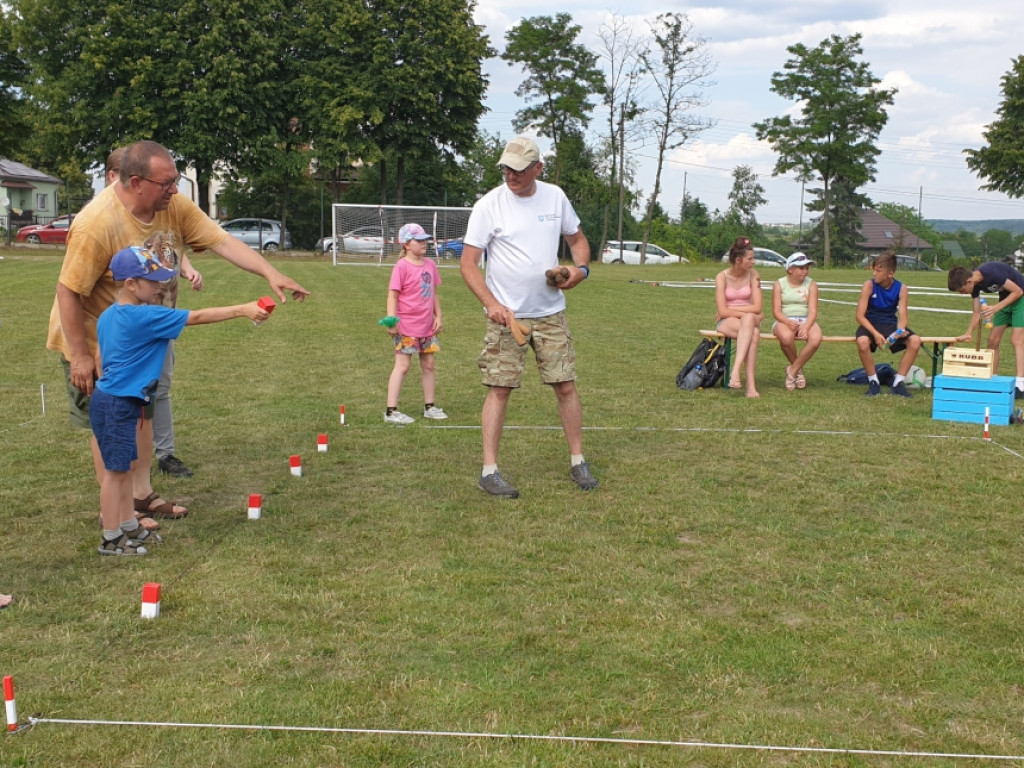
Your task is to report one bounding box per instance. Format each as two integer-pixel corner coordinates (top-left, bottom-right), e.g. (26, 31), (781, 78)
(222, 218), (292, 251)
(601, 240), (689, 265)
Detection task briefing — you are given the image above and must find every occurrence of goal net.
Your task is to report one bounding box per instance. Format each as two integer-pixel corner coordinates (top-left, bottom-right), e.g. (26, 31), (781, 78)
(328, 204), (473, 265)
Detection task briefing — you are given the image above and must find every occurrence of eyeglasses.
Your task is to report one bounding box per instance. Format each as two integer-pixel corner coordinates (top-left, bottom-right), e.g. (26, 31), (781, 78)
(499, 162), (538, 177)
(136, 172), (182, 193)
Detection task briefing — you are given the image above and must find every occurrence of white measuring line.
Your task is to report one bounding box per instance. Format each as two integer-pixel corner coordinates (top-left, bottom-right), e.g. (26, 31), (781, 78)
(23, 717), (1024, 762)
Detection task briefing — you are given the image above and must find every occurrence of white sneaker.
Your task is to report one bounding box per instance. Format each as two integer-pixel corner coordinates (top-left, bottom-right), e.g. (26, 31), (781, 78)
(423, 406), (448, 420)
(384, 410), (414, 425)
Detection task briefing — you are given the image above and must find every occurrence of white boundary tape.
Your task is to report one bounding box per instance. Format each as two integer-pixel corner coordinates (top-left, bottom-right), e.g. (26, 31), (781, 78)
(23, 717), (1024, 761)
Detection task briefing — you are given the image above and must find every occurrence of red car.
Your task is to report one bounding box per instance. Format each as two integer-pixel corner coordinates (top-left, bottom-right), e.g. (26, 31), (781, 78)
(16, 214), (75, 244)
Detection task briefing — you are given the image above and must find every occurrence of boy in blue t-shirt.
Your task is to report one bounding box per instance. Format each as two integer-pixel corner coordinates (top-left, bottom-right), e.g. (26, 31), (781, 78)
(92, 246), (272, 556)
(854, 252), (922, 398)
(948, 262), (1024, 398)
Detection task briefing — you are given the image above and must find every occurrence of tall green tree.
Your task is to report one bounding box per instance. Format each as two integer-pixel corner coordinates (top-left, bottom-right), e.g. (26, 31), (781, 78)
(638, 12), (713, 263)
(965, 55), (1024, 199)
(754, 33), (895, 266)
(726, 164), (767, 229)
(14, 0), (298, 214)
(805, 177), (870, 265)
(502, 13), (605, 183)
(0, 8), (29, 158)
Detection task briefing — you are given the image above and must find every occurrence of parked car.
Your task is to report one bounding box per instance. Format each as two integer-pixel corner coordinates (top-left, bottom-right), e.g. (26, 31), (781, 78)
(317, 226), (396, 254)
(601, 240), (689, 265)
(436, 237), (464, 259)
(720, 247), (786, 267)
(15, 214), (75, 245)
(221, 218), (291, 251)
(858, 254), (942, 271)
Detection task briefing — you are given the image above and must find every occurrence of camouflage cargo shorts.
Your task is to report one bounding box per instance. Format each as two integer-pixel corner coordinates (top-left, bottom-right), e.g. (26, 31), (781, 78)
(477, 311), (576, 388)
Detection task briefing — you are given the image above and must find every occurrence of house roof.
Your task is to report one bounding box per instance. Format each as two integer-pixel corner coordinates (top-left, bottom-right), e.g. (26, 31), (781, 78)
(0, 158), (62, 185)
(858, 208), (932, 251)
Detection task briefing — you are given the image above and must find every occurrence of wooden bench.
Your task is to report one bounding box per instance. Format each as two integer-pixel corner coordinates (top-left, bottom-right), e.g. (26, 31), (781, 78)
(698, 329), (961, 388)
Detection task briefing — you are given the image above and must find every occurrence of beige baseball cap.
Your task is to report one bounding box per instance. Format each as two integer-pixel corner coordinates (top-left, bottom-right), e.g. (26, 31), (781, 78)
(497, 137), (541, 171)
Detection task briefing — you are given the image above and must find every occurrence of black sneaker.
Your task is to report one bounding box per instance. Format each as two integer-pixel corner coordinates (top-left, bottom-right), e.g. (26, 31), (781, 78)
(1016, 388), (1024, 400)
(890, 382), (913, 398)
(865, 381), (881, 397)
(158, 455), (193, 477)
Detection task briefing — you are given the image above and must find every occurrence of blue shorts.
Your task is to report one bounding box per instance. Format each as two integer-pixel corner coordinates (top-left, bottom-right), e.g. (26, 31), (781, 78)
(89, 388), (145, 472)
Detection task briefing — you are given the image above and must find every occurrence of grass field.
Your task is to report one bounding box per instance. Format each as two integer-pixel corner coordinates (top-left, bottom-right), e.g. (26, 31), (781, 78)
(3, 247), (1024, 767)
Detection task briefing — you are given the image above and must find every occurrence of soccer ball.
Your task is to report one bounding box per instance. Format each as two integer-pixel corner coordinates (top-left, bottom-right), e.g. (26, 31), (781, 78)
(906, 365), (929, 389)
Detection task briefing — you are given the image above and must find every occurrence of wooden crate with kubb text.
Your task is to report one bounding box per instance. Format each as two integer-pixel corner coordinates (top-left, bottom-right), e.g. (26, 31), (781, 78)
(941, 347), (995, 379)
(932, 374), (1014, 426)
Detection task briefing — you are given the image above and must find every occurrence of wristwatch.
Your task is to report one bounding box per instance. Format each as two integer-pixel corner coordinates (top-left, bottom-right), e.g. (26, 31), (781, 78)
(577, 264), (590, 279)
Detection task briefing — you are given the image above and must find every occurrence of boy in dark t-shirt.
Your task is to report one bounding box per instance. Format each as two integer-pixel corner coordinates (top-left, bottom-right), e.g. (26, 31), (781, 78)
(948, 262), (1024, 398)
(855, 253), (922, 397)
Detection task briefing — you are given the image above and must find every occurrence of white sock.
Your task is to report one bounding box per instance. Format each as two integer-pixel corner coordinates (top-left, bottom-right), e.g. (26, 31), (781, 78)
(893, 374), (905, 386)
(570, 454), (585, 467)
(482, 464), (498, 477)
(868, 374), (880, 384)
(1016, 377), (1023, 390)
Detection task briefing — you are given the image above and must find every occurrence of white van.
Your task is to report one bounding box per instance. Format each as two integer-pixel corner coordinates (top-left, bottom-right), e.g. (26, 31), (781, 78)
(601, 241), (689, 265)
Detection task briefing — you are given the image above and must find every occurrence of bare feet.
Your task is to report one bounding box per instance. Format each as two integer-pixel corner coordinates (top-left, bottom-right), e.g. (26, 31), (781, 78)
(0, 593), (13, 609)
(728, 379), (743, 390)
(746, 389), (760, 398)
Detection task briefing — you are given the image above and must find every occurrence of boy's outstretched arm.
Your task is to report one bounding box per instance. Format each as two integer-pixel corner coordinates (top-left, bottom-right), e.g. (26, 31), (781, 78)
(186, 301), (269, 326)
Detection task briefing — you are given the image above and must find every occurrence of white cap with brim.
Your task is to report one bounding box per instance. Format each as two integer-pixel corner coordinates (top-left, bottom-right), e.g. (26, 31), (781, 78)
(497, 137), (541, 171)
(786, 252), (815, 269)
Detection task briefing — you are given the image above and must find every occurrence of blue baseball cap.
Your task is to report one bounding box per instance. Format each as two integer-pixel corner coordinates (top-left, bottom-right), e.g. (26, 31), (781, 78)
(110, 245), (177, 282)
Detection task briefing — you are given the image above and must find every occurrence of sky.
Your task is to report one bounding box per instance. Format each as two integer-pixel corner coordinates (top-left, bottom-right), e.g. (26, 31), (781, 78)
(471, 0), (1024, 225)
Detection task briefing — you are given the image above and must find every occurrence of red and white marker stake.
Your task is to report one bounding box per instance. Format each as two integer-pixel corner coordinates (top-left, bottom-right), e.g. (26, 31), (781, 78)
(339, 405), (346, 426)
(248, 493), (263, 520)
(4, 675), (16, 732)
(141, 582), (161, 619)
(289, 454), (302, 477)
(317, 433), (328, 453)
(984, 406), (991, 441)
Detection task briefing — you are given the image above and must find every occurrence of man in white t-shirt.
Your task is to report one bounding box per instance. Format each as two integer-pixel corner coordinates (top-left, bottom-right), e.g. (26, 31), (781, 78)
(460, 137), (597, 498)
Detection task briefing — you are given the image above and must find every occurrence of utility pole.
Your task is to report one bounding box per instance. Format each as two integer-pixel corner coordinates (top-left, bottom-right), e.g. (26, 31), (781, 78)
(679, 171), (687, 260)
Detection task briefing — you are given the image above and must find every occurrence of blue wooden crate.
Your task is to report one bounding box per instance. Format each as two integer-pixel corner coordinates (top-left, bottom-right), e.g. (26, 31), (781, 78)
(932, 374), (1014, 425)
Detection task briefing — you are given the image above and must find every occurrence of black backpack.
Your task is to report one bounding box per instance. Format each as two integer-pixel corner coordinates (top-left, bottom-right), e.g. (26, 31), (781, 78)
(676, 338), (727, 390)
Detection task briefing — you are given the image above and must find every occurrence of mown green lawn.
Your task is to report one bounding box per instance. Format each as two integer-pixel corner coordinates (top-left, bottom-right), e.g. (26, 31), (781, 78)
(2, 248), (1023, 767)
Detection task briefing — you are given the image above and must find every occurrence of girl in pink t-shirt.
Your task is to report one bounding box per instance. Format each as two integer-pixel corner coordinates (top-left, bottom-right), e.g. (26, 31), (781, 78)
(383, 223), (446, 425)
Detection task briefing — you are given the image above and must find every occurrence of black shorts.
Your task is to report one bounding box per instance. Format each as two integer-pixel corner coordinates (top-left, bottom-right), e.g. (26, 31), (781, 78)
(856, 321), (916, 354)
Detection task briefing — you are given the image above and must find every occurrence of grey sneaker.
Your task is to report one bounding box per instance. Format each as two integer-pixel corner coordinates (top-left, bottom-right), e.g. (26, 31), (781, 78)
(423, 406), (448, 420)
(570, 462), (599, 490)
(98, 534), (148, 556)
(384, 410), (415, 425)
(478, 471), (519, 498)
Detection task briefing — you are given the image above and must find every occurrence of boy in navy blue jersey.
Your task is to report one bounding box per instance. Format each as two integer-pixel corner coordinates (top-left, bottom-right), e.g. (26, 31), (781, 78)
(91, 246), (271, 555)
(854, 252), (922, 398)
(948, 262), (1024, 398)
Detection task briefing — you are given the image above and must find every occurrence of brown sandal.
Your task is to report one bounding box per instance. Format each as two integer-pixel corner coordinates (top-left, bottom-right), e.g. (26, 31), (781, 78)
(133, 492), (188, 520)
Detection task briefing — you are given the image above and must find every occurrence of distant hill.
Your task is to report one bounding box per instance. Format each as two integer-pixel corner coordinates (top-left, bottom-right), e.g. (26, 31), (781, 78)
(929, 219), (1024, 236)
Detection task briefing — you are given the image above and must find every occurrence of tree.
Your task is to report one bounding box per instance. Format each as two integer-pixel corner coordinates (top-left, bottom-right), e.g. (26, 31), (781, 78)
(726, 165), (767, 229)
(754, 33), (895, 266)
(0, 8), (29, 158)
(596, 14), (646, 250)
(502, 13), (606, 183)
(638, 12), (714, 263)
(327, 0), (491, 205)
(965, 55), (1024, 199)
(805, 177), (870, 265)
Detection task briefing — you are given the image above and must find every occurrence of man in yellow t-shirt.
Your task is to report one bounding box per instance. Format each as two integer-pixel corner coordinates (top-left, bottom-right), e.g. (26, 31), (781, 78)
(47, 140), (309, 524)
